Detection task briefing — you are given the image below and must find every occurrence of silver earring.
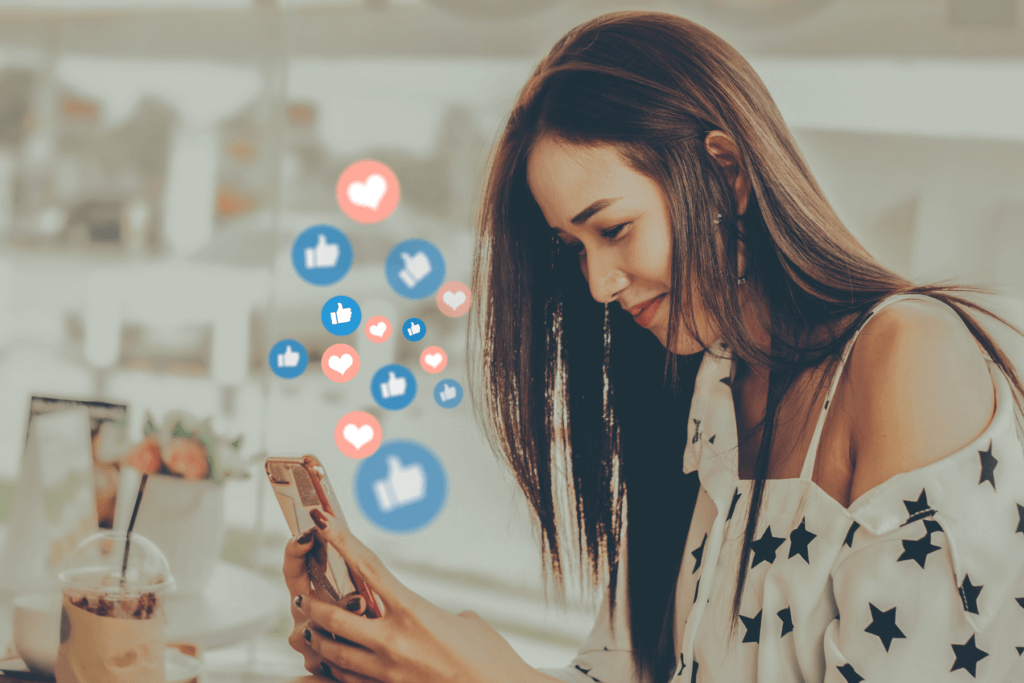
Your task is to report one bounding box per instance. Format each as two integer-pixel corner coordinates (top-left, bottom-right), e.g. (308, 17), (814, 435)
(714, 213), (722, 226)
(738, 276), (748, 285)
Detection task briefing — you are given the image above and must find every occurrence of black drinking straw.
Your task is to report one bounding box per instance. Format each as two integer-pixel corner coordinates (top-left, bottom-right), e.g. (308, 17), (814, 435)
(120, 473), (149, 587)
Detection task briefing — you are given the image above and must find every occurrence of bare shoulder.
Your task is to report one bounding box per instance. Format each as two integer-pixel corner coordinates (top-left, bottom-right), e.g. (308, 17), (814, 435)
(842, 298), (995, 506)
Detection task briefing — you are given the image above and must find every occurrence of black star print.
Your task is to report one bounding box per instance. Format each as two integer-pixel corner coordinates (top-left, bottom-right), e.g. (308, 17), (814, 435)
(720, 375), (732, 387)
(837, 663), (864, 683)
(864, 603), (906, 652)
(750, 526), (785, 568)
(1016, 646), (1023, 656)
(902, 489), (936, 525)
(692, 534), (707, 574)
(898, 531), (941, 569)
(692, 419), (701, 444)
(844, 521), (860, 548)
(574, 665), (601, 682)
(690, 660), (698, 683)
(675, 652), (685, 676)
(1016, 504), (1024, 535)
(824, 399), (830, 411)
(788, 517), (817, 563)
(739, 609), (762, 643)
(726, 488), (742, 521)
(951, 634), (989, 677)
(709, 434), (716, 444)
(960, 575), (983, 615)
(923, 519), (943, 535)
(979, 441), (997, 490)
(778, 608), (793, 637)
(693, 577), (700, 604)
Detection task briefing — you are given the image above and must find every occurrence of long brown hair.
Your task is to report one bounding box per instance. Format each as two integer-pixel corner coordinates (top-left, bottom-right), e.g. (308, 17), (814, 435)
(467, 10), (1024, 682)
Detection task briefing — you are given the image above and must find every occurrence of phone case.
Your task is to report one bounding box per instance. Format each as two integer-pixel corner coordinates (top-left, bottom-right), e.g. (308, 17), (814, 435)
(265, 455), (385, 617)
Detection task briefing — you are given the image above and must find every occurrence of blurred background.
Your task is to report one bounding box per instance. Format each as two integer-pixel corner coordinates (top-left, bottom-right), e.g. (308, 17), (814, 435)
(0, 0), (1022, 678)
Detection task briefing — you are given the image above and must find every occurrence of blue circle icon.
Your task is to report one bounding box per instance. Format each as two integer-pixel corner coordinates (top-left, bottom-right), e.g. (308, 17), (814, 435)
(434, 379), (462, 408)
(355, 440), (448, 533)
(370, 364), (417, 410)
(321, 296), (361, 336)
(384, 239), (445, 300)
(402, 317), (426, 342)
(269, 339), (308, 378)
(292, 225), (353, 286)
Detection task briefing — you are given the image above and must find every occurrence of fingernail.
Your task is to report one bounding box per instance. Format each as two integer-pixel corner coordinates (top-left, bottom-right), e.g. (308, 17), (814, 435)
(320, 662), (332, 676)
(297, 529), (314, 544)
(345, 595), (364, 612)
(310, 509), (328, 530)
(303, 628), (312, 643)
(293, 595), (302, 609)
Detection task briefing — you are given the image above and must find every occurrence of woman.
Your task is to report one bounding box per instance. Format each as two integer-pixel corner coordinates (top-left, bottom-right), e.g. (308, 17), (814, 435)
(283, 10), (1024, 682)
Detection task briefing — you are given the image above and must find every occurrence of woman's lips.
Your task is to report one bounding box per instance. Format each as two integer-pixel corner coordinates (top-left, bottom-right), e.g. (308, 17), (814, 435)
(633, 294), (665, 328)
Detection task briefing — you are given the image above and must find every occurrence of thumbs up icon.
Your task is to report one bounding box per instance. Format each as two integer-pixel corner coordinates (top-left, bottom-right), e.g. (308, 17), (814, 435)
(379, 371), (407, 399)
(398, 251), (432, 288)
(372, 455), (427, 512)
(277, 345), (300, 368)
(438, 384), (456, 402)
(304, 233), (340, 270)
(330, 302), (352, 326)
(407, 322), (420, 336)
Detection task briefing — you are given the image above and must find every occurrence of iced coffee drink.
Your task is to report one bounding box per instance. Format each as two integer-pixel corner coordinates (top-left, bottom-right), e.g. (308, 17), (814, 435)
(54, 531), (175, 683)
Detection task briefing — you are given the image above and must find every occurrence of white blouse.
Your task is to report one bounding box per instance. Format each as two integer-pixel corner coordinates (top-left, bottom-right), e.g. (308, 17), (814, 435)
(539, 293), (1024, 682)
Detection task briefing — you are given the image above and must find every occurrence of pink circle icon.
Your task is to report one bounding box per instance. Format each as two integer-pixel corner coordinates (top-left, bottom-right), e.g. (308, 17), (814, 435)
(436, 281), (472, 318)
(321, 344), (361, 383)
(364, 315), (392, 343)
(420, 345), (448, 374)
(336, 159), (400, 224)
(334, 410), (382, 459)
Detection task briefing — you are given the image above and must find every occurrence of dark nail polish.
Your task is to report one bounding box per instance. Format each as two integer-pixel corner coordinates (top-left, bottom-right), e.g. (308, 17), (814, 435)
(345, 595), (363, 612)
(320, 662), (332, 677)
(293, 595), (302, 609)
(303, 627), (312, 643)
(310, 508), (328, 530)
(297, 529), (314, 544)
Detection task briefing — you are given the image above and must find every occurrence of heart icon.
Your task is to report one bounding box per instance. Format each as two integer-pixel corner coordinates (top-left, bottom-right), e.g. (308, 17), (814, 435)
(347, 173), (387, 210)
(369, 322), (387, 337)
(328, 354), (353, 375)
(442, 291), (466, 310)
(425, 353), (443, 368)
(343, 424), (374, 449)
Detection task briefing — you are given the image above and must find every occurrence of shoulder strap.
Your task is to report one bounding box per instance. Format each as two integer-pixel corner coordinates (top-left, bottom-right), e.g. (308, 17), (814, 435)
(798, 293), (938, 481)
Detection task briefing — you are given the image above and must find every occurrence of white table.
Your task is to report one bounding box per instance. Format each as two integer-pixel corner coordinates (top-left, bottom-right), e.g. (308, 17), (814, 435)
(0, 560), (286, 653)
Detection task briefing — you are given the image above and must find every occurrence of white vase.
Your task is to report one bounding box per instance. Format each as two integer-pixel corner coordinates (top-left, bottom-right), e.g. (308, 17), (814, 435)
(112, 467), (226, 597)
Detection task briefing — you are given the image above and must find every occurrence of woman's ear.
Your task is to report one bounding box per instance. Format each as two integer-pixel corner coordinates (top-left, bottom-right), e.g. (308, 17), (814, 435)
(704, 131), (751, 216)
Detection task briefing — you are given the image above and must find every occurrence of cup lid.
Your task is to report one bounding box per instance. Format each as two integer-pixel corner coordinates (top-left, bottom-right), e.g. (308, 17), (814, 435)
(57, 530), (175, 595)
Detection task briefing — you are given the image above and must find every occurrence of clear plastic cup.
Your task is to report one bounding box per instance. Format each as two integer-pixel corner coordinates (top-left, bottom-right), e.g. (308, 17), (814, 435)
(54, 530), (175, 683)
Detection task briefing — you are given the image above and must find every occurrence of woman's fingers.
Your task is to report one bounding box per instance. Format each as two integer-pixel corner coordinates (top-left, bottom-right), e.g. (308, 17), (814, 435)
(284, 528), (316, 599)
(296, 592), (385, 652)
(318, 660), (376, 683)
(303, 625), (386, 682)
(309, 508), (409, 612)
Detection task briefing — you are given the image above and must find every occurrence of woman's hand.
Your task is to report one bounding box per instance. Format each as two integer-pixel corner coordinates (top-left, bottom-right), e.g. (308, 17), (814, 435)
(291, 508), (549, 683)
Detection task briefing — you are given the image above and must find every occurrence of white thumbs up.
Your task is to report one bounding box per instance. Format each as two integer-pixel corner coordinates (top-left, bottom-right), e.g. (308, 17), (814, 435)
(379, 371), (407, 399)
(439, 384), (456, 402)
(397, 251), (432, 288)
(407, 322), (420, 336)
(304, 233), (340, 270)
(372, 455), (427, 512)
(277, 345), (300, 368)
(330, 302), (352, 326)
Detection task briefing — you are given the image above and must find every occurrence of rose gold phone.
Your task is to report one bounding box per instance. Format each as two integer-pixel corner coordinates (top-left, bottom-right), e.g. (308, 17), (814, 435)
(265, 455), (385, 618)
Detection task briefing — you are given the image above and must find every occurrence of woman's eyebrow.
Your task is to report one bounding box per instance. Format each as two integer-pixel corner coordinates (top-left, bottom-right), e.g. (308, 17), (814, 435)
(549, 197), (624, 233)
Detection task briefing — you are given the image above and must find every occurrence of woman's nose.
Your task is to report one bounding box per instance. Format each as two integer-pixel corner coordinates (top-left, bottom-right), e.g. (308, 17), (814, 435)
(583, 250), (628, 305)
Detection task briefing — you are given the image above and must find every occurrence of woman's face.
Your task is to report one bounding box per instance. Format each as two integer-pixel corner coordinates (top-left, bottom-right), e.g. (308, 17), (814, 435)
(526, 135), (718, 355)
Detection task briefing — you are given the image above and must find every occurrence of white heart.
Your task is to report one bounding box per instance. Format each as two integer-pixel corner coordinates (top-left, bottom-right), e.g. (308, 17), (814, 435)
(442, 291), (466, 310)
(369, 322), (387, 337)
(328, 354), (353, 375)
(347, 174), (388, 210)
(425, 353), (443, 368)
(343, 424), (374, 449)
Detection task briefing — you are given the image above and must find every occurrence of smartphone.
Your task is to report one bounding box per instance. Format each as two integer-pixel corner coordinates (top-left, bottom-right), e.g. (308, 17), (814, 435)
(265, 455), (385, 618)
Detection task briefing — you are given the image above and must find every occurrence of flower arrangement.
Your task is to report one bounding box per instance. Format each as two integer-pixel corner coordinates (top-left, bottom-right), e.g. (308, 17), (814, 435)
(122, 411), (251, 483)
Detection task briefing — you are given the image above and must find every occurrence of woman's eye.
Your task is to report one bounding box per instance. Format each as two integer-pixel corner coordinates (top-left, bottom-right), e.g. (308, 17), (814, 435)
(566, 223), (629, 255)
